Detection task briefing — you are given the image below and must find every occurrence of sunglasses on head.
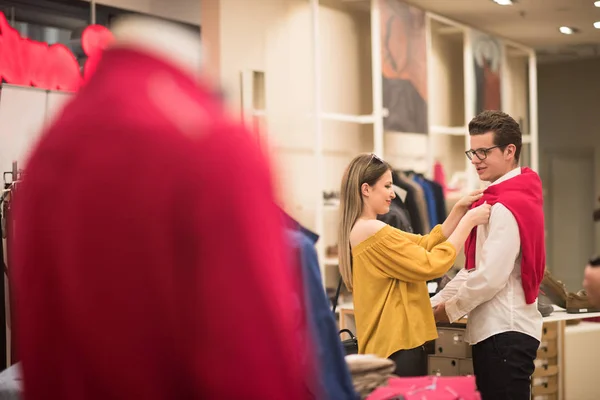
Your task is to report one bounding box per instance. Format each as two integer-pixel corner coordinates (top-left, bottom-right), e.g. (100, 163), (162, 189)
(368, 153), (384, 165)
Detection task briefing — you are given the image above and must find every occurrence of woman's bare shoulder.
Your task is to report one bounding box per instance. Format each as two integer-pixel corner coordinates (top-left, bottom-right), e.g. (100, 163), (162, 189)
(350, 219), (388, 248)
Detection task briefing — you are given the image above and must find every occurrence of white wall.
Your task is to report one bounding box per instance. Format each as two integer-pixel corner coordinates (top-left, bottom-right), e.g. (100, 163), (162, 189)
(202, 0), (374, 234)
(564, 322), (600, 400)
(0, 85), (73, 175)
(538, 58), (600, 289)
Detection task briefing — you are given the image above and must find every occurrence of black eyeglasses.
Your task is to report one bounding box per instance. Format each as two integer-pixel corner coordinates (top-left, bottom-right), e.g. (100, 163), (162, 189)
(465, 145), (507, 161)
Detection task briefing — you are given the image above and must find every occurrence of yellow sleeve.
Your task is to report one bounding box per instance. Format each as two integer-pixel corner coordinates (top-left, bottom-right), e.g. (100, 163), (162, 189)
(362, 227), (457, 282)
(398, 224), (447, 251)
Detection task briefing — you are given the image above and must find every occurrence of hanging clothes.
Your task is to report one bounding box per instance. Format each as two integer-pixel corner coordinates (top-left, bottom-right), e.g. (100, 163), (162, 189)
(282, 213), (358, 400)
(396, 171), (430, 233)
(429, 179), (447, 225)
(411, 174), (438, 227)
(378, 201), (413, 233)
(378, 177), (414, 233)
(433, 161), (448, 196)
(390, 171), (424, 234)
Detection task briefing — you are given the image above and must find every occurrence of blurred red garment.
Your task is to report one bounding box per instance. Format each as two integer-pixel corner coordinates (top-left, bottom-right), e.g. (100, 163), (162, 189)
(11, 43), (313, 399)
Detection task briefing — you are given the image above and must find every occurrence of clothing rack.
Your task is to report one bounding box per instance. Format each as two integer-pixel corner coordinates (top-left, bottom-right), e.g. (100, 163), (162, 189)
(378, 168), (447, 236)
(0, 161), (22, 369)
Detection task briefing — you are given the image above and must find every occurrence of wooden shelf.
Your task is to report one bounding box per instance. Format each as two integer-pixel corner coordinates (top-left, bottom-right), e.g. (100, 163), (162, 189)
(430, 125), (467, 136)
(429, 17), (466, 129)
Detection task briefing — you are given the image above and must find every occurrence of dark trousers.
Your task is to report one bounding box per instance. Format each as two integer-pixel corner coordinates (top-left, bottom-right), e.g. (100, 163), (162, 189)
(388, 345), (427, 377)
(472, 332), (539, 400)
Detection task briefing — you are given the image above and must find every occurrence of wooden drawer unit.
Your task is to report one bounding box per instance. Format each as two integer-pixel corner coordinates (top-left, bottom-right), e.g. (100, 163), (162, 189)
(541, 322), (558, 340)
(532, 374), (558, 396)
(428, 355), (474, 377)
(537, 339), (558, 359)
(434, 327), (472, 358)
(532, 394), (557, 400)
(429, 355), (459, 376)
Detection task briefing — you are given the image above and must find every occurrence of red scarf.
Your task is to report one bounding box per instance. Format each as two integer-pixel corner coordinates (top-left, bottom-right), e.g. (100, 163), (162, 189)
(464, 167), (546, 304)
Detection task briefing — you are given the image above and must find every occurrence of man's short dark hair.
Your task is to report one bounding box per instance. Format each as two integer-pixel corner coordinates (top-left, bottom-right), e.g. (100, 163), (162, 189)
(468, 110), (522, 162)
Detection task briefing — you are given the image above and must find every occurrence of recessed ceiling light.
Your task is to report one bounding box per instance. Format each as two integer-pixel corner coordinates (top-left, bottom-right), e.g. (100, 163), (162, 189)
(595, 21), (600, 29)
(595, 1), (600, 7)
(559, 26), (578, 35)
(492, 0), (514, 5)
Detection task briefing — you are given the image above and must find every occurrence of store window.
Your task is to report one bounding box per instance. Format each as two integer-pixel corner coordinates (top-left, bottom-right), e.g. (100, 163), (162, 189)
(94, 3), (200, 34)
(0, 0), (91, 68)
(0, 0), (200, 52)
(0, 0), (200, 76)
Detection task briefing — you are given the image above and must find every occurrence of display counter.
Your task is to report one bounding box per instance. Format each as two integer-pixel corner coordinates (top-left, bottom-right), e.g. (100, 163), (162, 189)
(337, 304), (600, 400)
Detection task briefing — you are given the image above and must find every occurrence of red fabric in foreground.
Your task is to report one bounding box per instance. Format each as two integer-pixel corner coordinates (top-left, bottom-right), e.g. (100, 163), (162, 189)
(12, 47), (313, 400)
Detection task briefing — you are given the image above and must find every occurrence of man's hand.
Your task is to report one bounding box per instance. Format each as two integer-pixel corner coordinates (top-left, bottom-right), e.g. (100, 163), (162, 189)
(583, 265), (600, 307)
(433, 302), (450, 323)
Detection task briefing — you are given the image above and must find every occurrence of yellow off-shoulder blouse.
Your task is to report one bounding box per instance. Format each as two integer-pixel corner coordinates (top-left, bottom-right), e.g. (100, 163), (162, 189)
(351, 224), (457, 358)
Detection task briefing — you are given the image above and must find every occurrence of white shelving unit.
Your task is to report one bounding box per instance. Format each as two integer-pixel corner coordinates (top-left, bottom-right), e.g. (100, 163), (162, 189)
(309, 0), (384, 292)
(502, 42), (538, 170)
(427, 15), (469, 191)
(298, 0), (539, 292)
(231, 1), (539, 294)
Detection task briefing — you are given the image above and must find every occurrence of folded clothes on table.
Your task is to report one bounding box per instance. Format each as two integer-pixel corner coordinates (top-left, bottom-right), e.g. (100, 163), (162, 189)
(346, 354), (396, 399)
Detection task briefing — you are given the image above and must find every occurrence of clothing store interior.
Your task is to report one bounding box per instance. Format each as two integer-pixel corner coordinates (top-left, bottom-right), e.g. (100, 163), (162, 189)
(0, 0), (598, 399)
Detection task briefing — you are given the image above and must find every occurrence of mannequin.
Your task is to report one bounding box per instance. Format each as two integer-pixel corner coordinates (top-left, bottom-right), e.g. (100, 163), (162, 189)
(11, 15), (313, 400)
(110, 15), (203, 79)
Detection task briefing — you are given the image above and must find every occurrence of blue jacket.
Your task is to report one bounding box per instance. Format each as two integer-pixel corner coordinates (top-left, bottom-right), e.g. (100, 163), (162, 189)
(283, 215), (357, 400)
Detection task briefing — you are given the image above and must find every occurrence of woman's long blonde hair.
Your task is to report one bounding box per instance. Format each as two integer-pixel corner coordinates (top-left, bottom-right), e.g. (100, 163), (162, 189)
(338, 153), (391, 291)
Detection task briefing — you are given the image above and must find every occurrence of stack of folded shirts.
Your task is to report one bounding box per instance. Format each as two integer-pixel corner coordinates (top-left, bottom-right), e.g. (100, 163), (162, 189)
(345, 354), (396, 399)
(0, 363), (22, 400)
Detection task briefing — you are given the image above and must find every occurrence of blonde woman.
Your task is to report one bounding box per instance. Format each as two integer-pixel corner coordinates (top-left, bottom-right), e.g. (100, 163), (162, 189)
(338, 153), (490, 376)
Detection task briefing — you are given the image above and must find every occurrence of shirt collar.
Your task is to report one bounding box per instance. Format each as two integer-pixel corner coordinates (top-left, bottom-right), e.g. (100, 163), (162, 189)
(488, 167), (521, 187)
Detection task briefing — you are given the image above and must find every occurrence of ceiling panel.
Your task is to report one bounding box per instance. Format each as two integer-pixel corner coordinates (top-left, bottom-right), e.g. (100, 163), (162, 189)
(403, 0), (600, 61)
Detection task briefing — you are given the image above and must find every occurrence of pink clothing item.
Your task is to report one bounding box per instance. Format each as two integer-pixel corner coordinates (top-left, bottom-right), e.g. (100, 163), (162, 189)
(433, 161), (447, 195)
(12, 47), (314, 400)
(367, 376), (481, 400)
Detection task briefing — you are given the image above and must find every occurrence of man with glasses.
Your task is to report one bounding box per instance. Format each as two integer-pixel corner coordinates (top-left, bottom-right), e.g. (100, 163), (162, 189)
(431, 110), (545, 400)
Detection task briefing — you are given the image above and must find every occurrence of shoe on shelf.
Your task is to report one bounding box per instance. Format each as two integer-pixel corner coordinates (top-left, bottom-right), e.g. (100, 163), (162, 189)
(537, 300), (554, 317)
(326, 244), (338, 258)
(539, 269), (567, 309)
(566, 289), (600, 314)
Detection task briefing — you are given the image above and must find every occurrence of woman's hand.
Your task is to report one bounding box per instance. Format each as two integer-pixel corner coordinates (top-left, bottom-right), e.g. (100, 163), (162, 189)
(465, 202), (491, 227)
(442, 189), (485, 238)
(454, 189), (485, 213)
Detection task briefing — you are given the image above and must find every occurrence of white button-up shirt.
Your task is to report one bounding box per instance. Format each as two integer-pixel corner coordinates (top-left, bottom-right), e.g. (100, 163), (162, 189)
(430, 167), (542, 345)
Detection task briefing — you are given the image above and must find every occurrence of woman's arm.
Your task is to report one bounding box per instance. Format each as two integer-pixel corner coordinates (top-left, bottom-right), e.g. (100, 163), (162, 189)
(358, 204), (490, 282)
(398, 190), (485, 251)
(444, 203), (490, 253)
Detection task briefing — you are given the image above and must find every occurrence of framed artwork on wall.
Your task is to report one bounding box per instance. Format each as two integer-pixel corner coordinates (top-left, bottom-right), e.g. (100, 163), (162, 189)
(380, 0), (428, 134)
(470, 29), (502, 115)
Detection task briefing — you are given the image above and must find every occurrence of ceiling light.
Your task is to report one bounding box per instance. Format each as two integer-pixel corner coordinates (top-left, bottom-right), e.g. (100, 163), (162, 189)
(595, 1), (600, 7)
(559, 26), (577, 35)
(492, 0), (514, 5)
(595, 21), (600, 29)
